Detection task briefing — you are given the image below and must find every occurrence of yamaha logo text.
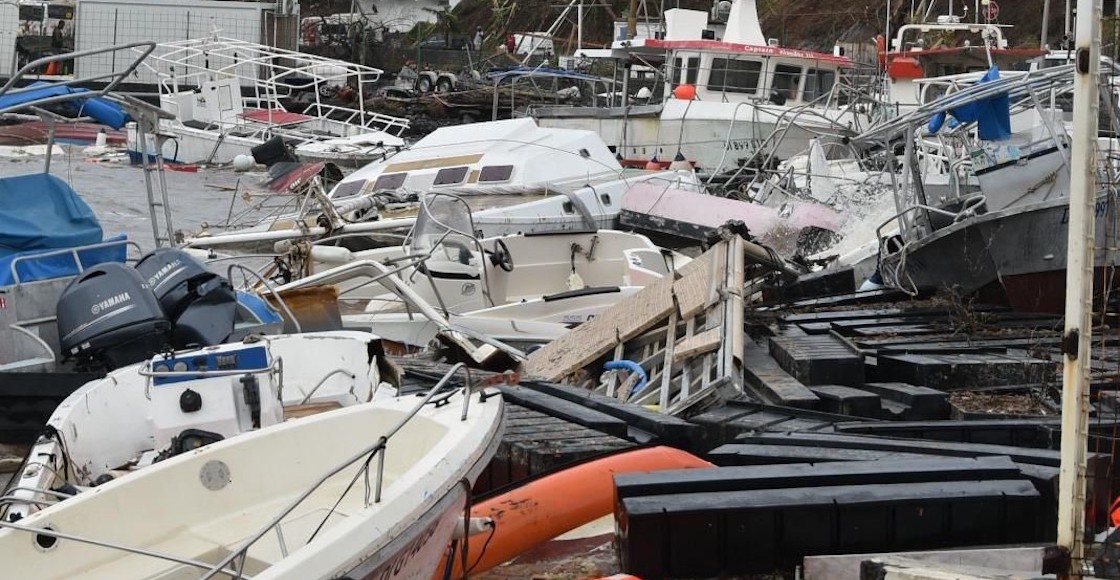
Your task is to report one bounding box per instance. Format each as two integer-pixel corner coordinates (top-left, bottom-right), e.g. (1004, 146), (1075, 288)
(90, 292), (132, 315)
(147, 259), (182, 287)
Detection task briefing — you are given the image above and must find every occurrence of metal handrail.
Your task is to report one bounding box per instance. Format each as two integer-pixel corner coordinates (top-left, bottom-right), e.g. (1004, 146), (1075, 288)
(299, 369), (358, 405)
(0, 518), (252, 578)
(202, 363), (479, 579)
(138, 362), (280, 379)
(9, 239), (140, 285)
(226, 264), (302, 334)
(6, 325), (55, 364)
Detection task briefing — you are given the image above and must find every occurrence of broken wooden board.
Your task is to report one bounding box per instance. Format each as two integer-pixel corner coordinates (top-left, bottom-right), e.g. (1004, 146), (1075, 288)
(523, 242), (719, 381)
(672, 328), (723, 365)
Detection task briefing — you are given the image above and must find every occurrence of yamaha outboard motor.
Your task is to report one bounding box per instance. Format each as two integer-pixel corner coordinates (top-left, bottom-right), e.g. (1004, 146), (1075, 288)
(135, 248), (237, 349)
(57, 263), (170, 371)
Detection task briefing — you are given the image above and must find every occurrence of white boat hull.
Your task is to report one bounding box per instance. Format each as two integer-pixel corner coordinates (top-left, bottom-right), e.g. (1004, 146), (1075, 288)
(536, 98), (863, 172)
(0, 381), (504, 580)
(126, 122), (259, 165)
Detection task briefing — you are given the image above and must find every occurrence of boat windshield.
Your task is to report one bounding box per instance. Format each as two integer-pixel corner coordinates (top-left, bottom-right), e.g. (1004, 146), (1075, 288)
(409, 193), (478, 261)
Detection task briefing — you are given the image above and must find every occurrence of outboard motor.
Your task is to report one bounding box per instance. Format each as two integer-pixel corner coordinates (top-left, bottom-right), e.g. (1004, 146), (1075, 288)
(57, 263), (170, 370)
(135, 248), (238, 349)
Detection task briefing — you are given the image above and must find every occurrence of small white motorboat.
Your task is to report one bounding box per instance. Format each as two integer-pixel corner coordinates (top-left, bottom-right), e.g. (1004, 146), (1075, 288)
(0, 361), (504, 579)
(278, 192), (693, 349)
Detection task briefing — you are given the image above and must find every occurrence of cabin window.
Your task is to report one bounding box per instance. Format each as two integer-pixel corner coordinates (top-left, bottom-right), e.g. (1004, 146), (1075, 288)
(803, 69), (836, 102)
(47, 4), (73, 18)
(373, 172), (407, 190)
(772, 65), (802, 100)
(478, 165), (514, 183)
(332, 179), (366, 199)
(600, 193), (612, 205)
(672, 57), (700, 85)
(434, 166), (469, 186)
(707, 58), (762, 94)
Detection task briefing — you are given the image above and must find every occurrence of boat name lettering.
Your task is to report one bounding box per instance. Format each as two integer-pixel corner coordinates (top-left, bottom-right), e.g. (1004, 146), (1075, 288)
(146, 259), (182, 286)
(90, 292), (132, 315)
(373, 520), (439, 580)
(1061, 198), (1115, 224)
(725, 139), (763, 152)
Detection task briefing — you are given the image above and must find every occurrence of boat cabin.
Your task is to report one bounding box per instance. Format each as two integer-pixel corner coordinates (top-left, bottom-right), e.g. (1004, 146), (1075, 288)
(881, 16), (1044, 108)
(655, 39), (850, 107)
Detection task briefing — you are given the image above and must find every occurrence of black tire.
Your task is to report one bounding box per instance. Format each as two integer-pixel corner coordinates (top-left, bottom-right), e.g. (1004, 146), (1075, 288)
(436, 77), (453, 93)
(417, 75), (433, 93)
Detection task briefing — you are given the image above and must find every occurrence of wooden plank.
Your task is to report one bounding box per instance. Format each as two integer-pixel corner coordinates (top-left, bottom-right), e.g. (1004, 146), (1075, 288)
(524, 243), (719, 381)
(673, 328), (722, 365)
(674, 245), (718, 318)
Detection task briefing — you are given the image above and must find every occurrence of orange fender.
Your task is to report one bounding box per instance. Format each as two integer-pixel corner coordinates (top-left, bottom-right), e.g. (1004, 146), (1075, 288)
(444, 446), (712, 578)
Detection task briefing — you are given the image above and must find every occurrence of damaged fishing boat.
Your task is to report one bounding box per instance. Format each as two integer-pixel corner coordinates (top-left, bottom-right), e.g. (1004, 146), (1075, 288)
(855, 63), (1116, 312)
(531, 0), (878, 173)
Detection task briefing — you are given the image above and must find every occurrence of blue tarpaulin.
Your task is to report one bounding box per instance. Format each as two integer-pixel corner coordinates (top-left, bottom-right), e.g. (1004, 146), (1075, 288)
(0, 172), (128, 285)
(0, 173), (102, 256)
(928, 65), (1011, 141)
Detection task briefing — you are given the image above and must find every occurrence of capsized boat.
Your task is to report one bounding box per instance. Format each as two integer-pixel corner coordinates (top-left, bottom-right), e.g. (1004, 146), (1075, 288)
(0, 360), (504, 580)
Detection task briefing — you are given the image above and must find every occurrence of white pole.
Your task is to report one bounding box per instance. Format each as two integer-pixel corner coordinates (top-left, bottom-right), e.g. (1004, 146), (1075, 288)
(1057, 0), (1100, 574)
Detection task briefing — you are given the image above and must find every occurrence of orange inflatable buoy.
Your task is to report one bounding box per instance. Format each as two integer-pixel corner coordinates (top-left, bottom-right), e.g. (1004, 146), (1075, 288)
(671, 83), (696, 100)
(441, 446), (713, 579)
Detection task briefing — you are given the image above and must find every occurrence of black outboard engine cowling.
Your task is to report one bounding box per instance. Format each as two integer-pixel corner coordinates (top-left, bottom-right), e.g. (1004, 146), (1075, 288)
(135, 248), (237, 349)
(57, 263), (170, 371)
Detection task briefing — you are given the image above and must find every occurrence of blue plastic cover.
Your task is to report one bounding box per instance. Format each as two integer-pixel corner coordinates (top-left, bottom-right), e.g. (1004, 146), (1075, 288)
(927, 65), (1011, 141)
(0, 172), (122, 285)
(0, 173), (102, 254)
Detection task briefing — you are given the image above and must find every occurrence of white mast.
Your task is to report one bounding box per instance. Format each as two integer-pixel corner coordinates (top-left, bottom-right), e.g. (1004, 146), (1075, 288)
(1056, 0), (1100, 573)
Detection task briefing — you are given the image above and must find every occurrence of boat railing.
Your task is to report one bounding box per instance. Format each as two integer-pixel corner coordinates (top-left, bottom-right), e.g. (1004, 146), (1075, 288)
(226, 263), (304, 335)
(301, 102), (412, 136)
(201, 363), (488, 580)
(268, 257), (527, 363)
(8, 238), (142, 286)
(0, 41), (158, 111)
(875, 193), (988, 295)
(0, 518), (250, 579)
